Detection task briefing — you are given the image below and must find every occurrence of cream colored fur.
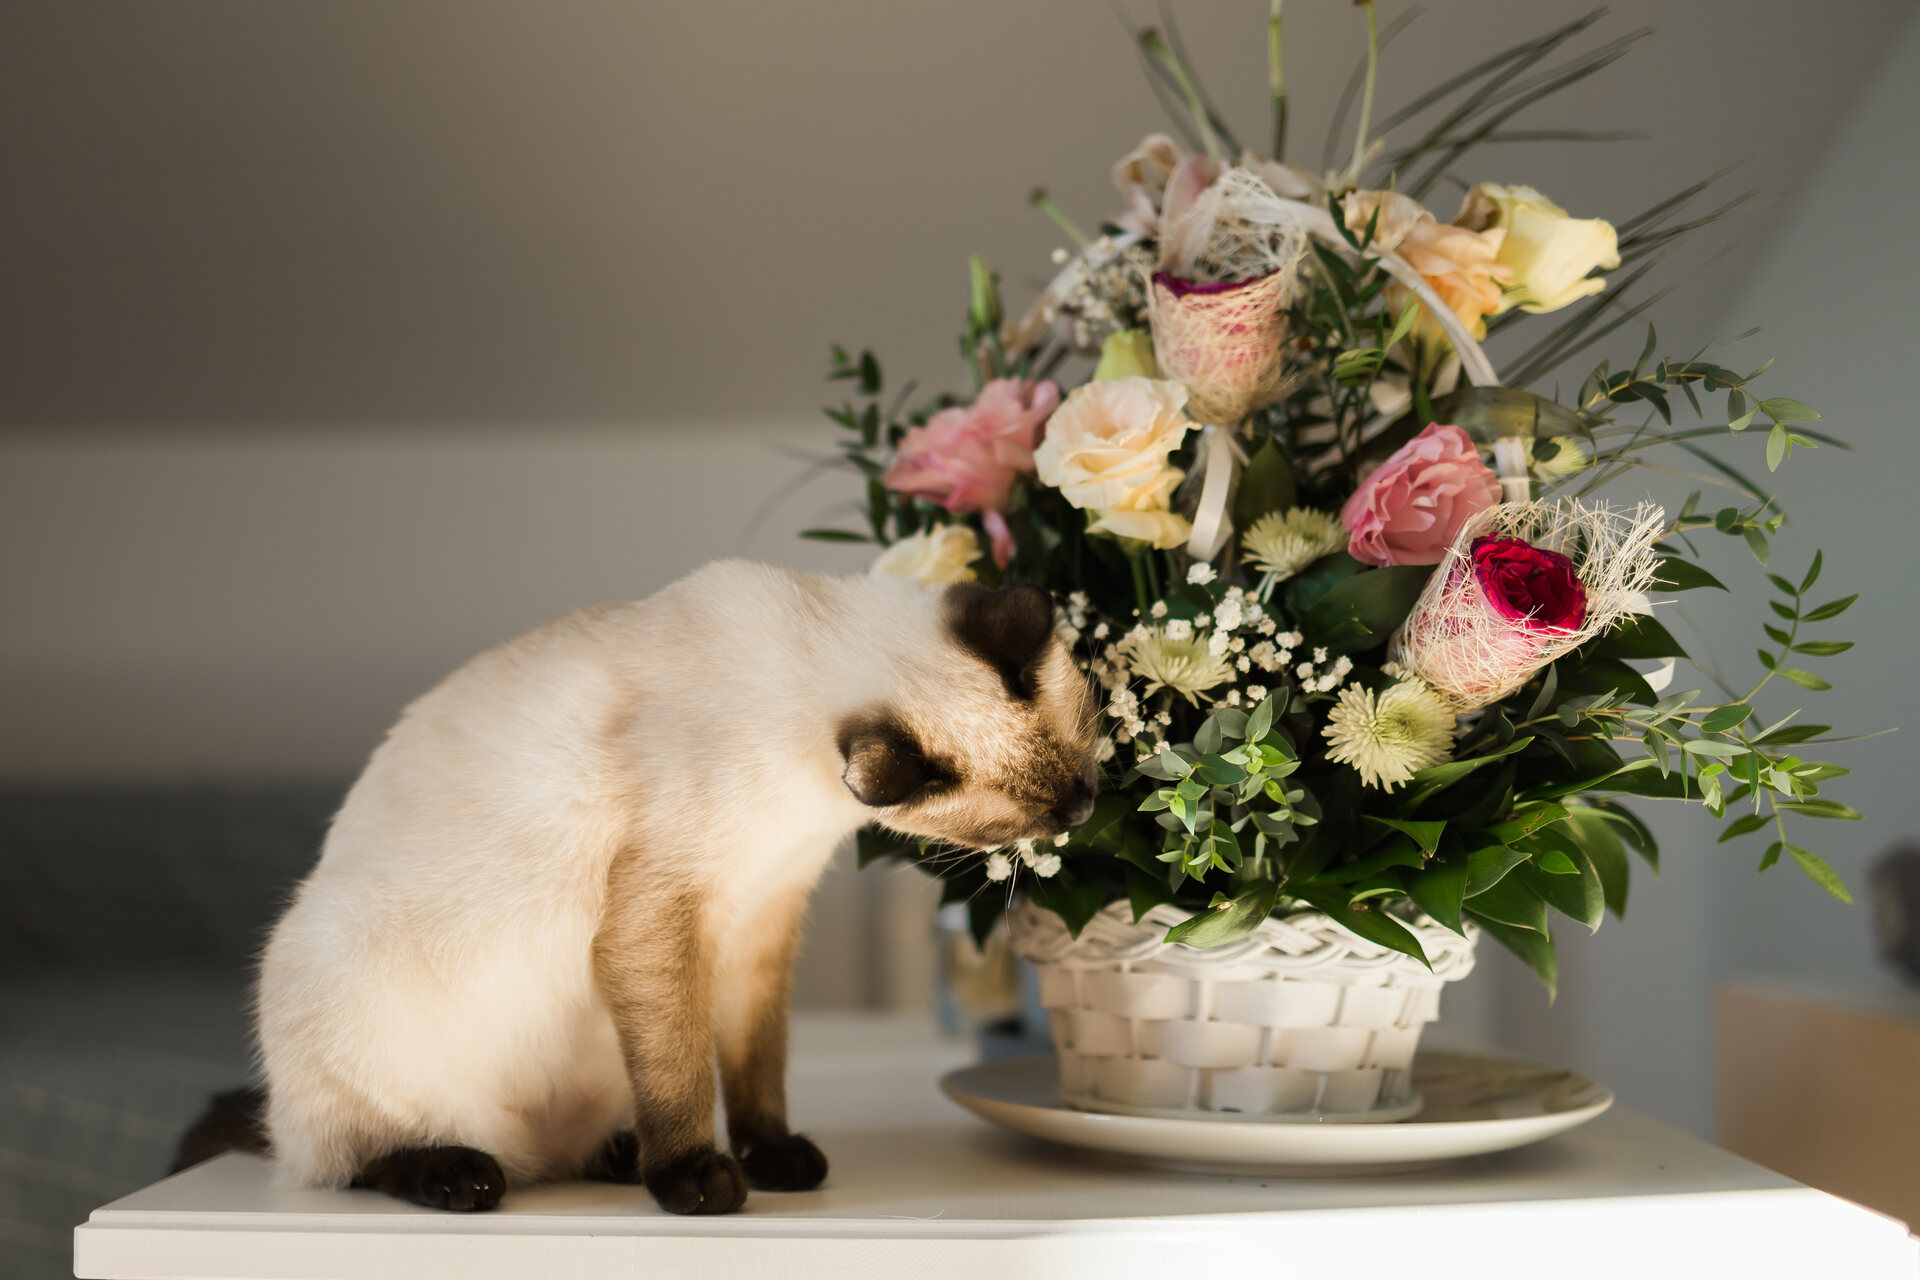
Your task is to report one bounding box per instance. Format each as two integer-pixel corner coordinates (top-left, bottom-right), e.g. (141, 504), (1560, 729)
(256, 560), (1090, 1189)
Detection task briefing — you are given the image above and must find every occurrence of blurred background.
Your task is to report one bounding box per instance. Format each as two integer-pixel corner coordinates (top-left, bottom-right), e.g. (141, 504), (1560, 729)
(5, 0), (1920, 1271)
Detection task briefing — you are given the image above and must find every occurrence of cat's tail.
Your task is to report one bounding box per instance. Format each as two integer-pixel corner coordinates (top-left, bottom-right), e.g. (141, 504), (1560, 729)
(170, 1084), (269, 1173)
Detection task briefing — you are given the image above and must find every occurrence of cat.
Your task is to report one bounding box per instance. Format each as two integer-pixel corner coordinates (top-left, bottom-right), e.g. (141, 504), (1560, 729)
(174, 561), (1097, 1216)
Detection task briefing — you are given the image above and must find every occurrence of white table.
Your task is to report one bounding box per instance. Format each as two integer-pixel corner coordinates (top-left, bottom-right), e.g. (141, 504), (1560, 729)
(76, 1014), (1919, 1279)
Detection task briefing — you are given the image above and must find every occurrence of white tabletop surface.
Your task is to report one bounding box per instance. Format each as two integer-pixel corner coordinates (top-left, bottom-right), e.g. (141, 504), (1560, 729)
(76, 1013), (1919, 1280)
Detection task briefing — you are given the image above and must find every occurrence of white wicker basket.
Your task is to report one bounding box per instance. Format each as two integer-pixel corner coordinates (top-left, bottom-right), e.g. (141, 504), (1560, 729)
(1008, 897), (1477, 1123)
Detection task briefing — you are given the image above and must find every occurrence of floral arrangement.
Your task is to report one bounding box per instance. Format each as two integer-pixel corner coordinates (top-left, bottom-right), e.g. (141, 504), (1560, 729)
(802, 7), (1865, 993)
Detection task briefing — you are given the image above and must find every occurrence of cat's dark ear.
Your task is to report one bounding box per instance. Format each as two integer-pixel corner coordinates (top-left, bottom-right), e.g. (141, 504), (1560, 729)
(946, 583), (1054, 699)
(838, 715), (935, 808)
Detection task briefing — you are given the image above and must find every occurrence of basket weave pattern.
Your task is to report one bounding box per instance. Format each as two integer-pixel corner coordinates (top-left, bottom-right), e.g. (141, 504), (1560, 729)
(1009, 899), (1478, 1122)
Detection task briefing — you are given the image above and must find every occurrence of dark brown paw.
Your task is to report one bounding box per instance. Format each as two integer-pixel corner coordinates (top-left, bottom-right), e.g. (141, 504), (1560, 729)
(738, 1132), (828, 1192)
(581, 1130), (643, 1184)
(644, 1148), (747, 1215)
(355, 1145), (505, 1212)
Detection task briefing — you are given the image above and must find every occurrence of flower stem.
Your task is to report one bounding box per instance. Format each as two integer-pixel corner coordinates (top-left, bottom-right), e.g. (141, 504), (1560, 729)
(1141, 28), (1222, 162)
(1268, 0), (1288, 161)
(1028, 188), (1090, 250)
(1130, 552), (1152, 617)
(1348, 0), (1379, 186)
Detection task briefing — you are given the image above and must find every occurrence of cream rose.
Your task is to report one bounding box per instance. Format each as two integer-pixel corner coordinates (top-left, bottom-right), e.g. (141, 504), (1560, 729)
(869, 524), (982, 585)
(1457, 183), (1619, 315)
(1033, 377), (1195, 550)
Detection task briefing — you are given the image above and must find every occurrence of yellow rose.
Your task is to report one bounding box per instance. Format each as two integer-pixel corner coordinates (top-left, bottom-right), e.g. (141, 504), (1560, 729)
(1033, 377), (1195, 550)
(1458, 183), (1620, 316)
(869, 524), (982, 585)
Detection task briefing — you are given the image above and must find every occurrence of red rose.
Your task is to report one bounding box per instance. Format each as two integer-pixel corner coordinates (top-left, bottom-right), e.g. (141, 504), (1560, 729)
(1471, 536), (1586, 631)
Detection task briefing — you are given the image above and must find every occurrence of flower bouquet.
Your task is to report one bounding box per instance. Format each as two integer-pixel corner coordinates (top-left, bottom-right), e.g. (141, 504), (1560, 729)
(799, 7), (1867, 1118)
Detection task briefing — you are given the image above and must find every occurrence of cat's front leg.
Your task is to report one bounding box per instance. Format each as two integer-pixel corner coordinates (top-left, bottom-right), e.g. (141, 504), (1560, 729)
(593, 852), (747, 1215)
(715, 889), (829, 1192)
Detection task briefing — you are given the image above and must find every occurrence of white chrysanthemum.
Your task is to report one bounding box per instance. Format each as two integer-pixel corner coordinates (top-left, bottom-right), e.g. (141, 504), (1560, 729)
(1242, 508), (1347, 580)
(1322, 676), (1457, 791)
(1123, 627), (1235, 703)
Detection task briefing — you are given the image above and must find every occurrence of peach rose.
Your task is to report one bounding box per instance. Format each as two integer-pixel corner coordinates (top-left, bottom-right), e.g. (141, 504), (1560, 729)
(1343, 189), (1512, 343)
(1341, 423), (1501, 567)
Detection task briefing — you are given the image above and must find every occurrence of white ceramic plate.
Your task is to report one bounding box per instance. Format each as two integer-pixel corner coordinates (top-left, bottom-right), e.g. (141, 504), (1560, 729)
(940, 1050), (1612, 1175)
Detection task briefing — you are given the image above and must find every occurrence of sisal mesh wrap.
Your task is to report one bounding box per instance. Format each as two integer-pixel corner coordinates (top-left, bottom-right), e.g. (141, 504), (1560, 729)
(1391, 499), (1666, 711)
(1147, 167), (1309, 425)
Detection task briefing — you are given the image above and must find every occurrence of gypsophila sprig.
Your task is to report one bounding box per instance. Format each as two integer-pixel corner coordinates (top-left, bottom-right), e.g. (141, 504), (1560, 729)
(808, 7), (1875, 987)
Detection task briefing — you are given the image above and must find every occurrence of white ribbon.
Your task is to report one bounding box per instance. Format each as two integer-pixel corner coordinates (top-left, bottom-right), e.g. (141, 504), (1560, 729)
(1491, 436), (1533, 504)
(1184, 424), (1241, 561)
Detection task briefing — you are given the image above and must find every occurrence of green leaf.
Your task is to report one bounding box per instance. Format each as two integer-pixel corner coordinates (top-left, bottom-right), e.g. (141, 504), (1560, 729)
(1599, 614), (1689, 661)
(1328, 834), (1427, 884)
(1800, 550), (1824, 594)
(1682, 739), (1747, 759)
(1403, 738), (1534, 790)
(1652, 555), (1727, 593)
(1364, 817), (1446, 857)
(1775, 668), (1832, 692)
(1465, 873), (1548, 933)
(1765, 423), (1787, 471)
(1759, 841), (1784, 872)
(1164, 881), (1279, 949)
(1246, 695), (1277, 744)
(1563, 808), (1630, 919)
(1194, 716), (1225, 755)
(1467, 913), (1558, 999)
(1717, 813), (1770, 843)
(800, 527), (874, 543)
(1464, 844), (1532, 895)
(1026, 870), (1109, 938)
(1756, 723), (1830, 745)
(1791, 640), (1854, 657)
(1124, 863), (1176, 921)
(1775, 799), (1863, 821)
(1192, 754), (1248, 786)
(1800, 594), (1858, 622)
(1760, 396), (1821, 424)
(1300, 566), (1433, 654)
(1407, 859), (1470, 934)
(1290, 886), (1431, 969)
(1745, 527), (1770, 566)
(1786, 846), (1852, 903)
(1233, 438), (1297, 530)
(1699, 705), (1753, 734)
(1517, 834), (1604, 931)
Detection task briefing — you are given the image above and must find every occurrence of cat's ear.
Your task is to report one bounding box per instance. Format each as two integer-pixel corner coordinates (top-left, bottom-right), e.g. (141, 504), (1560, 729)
(838, 716), (934, 808)
(946, 583), (1054, 699)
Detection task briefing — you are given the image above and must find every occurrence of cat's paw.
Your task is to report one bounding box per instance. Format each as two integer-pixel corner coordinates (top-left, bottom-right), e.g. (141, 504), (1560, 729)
(644, 1148), (748, 1215)
(357, 1145), (505, 1212)
(739, 1132), (828, 1192)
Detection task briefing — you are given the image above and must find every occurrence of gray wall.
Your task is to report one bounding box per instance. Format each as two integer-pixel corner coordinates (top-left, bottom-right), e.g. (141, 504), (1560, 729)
(4, 1), (1918, 1123)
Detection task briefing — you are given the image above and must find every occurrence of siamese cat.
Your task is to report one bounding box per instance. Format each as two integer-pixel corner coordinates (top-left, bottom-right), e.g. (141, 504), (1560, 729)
(174, 561), (1097, 1216)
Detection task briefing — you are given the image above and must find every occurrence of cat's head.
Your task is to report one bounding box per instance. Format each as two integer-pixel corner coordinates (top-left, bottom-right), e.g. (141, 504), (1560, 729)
(838, 583), (1099, 848)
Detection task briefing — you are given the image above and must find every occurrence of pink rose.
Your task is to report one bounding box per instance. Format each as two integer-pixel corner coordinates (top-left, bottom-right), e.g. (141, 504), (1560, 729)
(884, 378), (1059, 567)
(1341, 423), (1501, 567)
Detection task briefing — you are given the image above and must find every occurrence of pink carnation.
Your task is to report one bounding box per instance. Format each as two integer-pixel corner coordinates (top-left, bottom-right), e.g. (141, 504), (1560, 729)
(1341, 423), (1501, 567)
(885, 378), (1059, 567)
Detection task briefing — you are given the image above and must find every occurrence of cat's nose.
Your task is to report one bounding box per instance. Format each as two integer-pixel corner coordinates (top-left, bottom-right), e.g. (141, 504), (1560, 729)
(1045, 781), (1096, 832)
